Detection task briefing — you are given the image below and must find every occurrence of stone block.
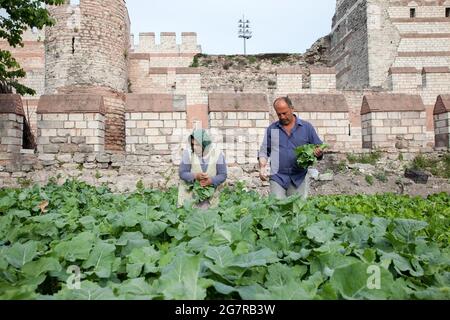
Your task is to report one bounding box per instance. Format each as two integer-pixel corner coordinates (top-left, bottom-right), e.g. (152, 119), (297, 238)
(73, 153), (87, 163)
(71, 136), (87, 144)
(142, 113), (160, 120)
(60, 144), (79, 153)
(96, 153), (111, 163)
(148, 121), (164, 128)
(50, 137), (68, 144)
(56, 154), (72, 163)
(43, 144), (60, 154)
(130, 113), (142, 120)
(69, 114), (84, 121)
(80, 144), (94, 153)
(160, 113), (173, 120)
(86, 137), (103, 145)
(64, 121), (75, 129)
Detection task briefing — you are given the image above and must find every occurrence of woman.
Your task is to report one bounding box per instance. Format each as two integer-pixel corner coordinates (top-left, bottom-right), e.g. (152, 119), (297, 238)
(178, 129), (227, 208)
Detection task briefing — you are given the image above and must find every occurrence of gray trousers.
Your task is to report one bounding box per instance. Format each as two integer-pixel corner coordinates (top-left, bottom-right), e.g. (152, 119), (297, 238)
(270, 176), (309, 200)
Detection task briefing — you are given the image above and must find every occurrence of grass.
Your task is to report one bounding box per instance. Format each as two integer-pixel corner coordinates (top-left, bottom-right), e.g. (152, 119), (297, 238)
(365, 175), (374, 186)
(347, 150), (382, 165)
(337, 161), (347, 172)
(411, 153), (450, 179)
(374, 171), (388, 183)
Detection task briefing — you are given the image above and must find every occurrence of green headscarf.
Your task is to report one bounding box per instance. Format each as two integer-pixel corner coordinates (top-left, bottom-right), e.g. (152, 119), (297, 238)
(190, 129), (212, 150)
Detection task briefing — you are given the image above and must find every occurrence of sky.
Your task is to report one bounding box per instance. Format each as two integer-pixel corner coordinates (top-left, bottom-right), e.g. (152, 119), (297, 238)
(126, 0), (336, 55)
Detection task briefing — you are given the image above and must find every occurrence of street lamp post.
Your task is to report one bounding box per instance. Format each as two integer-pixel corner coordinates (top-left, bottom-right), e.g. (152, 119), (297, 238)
(238, 15), (252, 55)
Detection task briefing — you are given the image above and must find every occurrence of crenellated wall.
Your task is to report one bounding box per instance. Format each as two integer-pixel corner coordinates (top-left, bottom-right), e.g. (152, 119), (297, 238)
(130, 32), (201, 68)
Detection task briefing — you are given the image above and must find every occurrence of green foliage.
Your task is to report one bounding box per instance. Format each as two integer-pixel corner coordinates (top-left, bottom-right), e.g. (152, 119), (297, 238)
(247, 56), (257, 64)
(411, 153), (450, 179)
(347, 150), (382, 165)
(187, 181), (215, 203)
(0, 0), (65, 95)
(412, 154), (429, 170)
(365, 175), (374, 186)
(271, 57), (282, 65)
(295, 144), (328, 169)
(0, 180), (449, 300)
(374, 171), (388, 183)
(335, 160), (347, 173)
(190, 55), (199, 68)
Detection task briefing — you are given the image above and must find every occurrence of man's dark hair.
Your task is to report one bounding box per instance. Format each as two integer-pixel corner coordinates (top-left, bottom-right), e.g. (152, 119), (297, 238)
(273, 96), (294, 109)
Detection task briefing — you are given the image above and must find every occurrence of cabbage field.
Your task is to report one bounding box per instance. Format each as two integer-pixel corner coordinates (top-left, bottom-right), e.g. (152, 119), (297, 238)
(0, 180), (449, 300)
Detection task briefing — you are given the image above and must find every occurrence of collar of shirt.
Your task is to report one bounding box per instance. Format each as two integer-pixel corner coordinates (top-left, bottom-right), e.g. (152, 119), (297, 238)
(275, 115), (304, 133)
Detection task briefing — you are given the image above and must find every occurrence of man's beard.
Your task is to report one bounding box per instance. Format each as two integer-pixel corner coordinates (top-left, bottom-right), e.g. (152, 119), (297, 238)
(280, 119), (290, 125)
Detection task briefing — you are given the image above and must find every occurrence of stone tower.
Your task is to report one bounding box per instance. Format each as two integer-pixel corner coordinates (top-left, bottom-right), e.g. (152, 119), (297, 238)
(44, 0), (130, 151)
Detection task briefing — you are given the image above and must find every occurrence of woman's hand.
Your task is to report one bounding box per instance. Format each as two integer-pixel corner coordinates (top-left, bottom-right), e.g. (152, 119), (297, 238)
(200, 178), (213, 187)
(195, 173), (209, 181)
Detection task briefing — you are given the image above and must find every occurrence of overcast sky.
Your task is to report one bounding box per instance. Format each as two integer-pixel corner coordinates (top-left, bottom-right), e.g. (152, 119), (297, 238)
(126, 0), (336, 55)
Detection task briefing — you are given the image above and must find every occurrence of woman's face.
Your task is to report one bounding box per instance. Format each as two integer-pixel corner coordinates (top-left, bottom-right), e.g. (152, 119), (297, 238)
(192, 139), (203, 155)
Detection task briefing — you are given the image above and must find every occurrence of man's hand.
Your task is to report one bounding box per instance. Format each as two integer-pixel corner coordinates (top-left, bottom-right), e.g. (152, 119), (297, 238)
(259, 158), (269, 181)
(259, 166), (269, 182)
(200, 178), (213, 187)
(314, 146), (324, 158)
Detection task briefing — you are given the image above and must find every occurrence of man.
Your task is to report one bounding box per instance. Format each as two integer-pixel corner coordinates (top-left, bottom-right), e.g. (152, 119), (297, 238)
(258, 96), (324, 199)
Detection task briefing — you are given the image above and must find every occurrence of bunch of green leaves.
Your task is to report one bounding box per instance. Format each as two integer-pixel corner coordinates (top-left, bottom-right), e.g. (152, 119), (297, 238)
(187, 181), (215, 203)
(295, 144), (328, 169)
(0, 179), (449, 300)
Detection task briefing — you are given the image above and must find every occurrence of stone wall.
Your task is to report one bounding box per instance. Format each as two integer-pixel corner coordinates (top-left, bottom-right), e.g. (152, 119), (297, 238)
(0, 95), (25, 171)
(125, 94), (187, 158)
(331, 0), (450, 90)
(208, 93), (269, 165)
(434, 95), (450, 148)
(288, 94), (354, 150)
(310, 67), (337, 93)
(129, 32), (200, 72)
(36, 94), (106, 162)
(330, 0), (370, 89)
(361, 93), (427, 151)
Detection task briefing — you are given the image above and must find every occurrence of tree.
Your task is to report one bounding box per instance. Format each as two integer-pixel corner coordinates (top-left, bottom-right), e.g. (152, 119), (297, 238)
(0, 0), (65, 95)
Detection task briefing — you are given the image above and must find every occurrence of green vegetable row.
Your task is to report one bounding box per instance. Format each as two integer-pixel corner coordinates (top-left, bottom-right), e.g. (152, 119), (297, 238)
(0, 180), (448, 300)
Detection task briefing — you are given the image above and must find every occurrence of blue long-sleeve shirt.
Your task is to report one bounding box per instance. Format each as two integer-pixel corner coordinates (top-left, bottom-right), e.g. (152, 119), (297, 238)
(179, 149), (227, 187)
(258, 116), (323, 190)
